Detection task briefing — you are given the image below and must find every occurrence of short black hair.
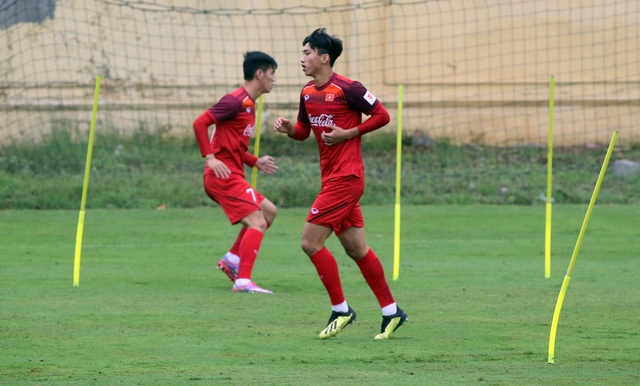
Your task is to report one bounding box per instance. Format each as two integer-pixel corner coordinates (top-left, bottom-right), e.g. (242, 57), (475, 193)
(303, 28), (343, 67)
(243, 51), (277, 81)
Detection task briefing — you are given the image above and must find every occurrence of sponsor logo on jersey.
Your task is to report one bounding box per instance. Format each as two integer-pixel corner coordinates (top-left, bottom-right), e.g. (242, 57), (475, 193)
(246, 107), (252, 113)
(304, 95), (310, 101)
(308, 114), (334, 127)
(363, 91), (377, 105)
(243, 124), (254, 137)
(325, 94), (335, 102)
(311, 208), (319, 214)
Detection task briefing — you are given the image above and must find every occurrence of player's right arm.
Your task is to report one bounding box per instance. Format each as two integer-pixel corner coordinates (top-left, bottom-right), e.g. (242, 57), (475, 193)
(193, 110), (216, 156)
(273, 116), (294, 135)
(193, 110), (231, 179)
(273, 94), (311, 140)
(205, 154), (231, 179)
(273, 117), (311, 140)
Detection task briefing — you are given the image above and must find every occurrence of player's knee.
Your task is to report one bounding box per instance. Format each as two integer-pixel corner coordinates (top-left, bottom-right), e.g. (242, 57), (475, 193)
(261, 201), (277, 225)
(263, 199), (276, 216)
(244, 213), (268, 233)
(345, 246), (368, 261)
(268, 206), (277, 223)
(300, 239), (320, 257)
(256, 218), (268, 233)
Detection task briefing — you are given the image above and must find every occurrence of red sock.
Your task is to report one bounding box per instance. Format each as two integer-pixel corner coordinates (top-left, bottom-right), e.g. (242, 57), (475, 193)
(230, 222), (270, 256)
(237, 228), (264, 280)
(310, 247), (345, 306)
(356, 249), (395, 308)
(229, 226), (247, 256)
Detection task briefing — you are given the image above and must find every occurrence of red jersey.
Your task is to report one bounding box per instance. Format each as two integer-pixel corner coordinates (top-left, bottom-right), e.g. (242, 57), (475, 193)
(193, 87), (258, 176)
(292, 73), (389, 182)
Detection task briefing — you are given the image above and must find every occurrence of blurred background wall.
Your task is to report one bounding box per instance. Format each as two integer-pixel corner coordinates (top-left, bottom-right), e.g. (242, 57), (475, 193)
(1, 0), (638, 146)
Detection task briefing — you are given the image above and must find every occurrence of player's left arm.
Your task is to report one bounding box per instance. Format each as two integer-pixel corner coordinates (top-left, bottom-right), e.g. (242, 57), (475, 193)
(255, 155), (278, 174)
(243, 152), (278, 174)
(321, 83), (390, 146)
(243, 151), (258, 167)
(350, 83), (391, 136)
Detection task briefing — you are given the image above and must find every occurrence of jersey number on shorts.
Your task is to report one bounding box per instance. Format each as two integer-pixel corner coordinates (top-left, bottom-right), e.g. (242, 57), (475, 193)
(246, 188), (257, 202)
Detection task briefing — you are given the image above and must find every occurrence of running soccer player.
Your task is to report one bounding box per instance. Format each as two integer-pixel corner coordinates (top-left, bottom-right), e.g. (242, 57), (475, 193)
(193, 51), (278, 294)
(273, 28), (408, 339)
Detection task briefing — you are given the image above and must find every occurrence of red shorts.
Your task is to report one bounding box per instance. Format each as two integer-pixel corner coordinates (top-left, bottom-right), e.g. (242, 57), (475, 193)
(204, 173), (264, 224)
(306, 175), (365, 236)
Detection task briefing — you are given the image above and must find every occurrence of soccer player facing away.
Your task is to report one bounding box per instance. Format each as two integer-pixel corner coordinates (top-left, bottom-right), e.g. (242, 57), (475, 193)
(273, 28), (408, 339)
(193, 51), (278, 294)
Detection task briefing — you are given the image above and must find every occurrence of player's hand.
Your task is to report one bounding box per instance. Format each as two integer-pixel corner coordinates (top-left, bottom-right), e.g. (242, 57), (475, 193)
(273, 117), (294, 135)
(206, 155), (231, 179)
(321, 125), (356, 146)
(256, 155), (278, 174)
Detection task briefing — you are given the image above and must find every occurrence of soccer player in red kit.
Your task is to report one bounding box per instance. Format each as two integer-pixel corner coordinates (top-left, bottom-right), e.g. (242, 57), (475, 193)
(274, 28), (408, 339)
(193, 51), (278, 294)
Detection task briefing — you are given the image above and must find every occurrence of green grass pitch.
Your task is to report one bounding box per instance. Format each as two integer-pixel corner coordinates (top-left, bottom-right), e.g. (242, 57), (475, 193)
(1, 205), (639, 384)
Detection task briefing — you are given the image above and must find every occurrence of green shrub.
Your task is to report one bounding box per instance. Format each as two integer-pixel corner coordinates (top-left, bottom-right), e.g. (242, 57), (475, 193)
(1, 126), (638, 209)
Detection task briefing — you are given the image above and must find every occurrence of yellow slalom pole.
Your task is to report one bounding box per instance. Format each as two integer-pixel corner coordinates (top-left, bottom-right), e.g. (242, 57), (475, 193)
(548, 130), (618, 364)
(393, 84), (404, 281)
(251, 95), (264, 189)
(545, 75), (555, 278)
(73, 75), (102, 287)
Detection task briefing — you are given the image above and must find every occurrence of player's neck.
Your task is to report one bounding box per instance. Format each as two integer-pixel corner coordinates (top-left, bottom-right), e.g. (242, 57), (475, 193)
(313, 69), (334, 88)
(243, 81), (262, 101)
